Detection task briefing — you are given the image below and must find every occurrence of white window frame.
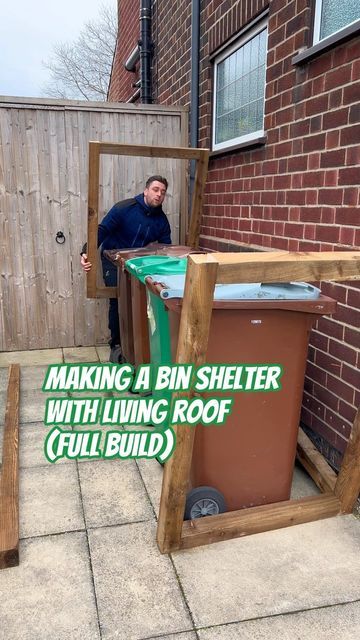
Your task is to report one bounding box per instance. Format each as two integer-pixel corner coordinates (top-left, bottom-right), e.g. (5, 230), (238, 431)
(212, 17), (268, 153)
(313, 0), (360, 44)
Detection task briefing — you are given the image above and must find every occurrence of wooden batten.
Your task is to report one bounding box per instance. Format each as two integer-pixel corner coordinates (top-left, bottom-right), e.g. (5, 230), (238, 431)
(98, 141), (203, 160)
(157, 258), (218, 554)
(187, 149), (210, 249)
(86, 142), (209, 301)
(188, 251), (360, 284)
(180, 494), (341, 550)
(86, 142), (100, 299)
(0, 365), (20, 569)
(179, 111), (189, 245)
(335, 408), (360, 513)
(90, 286), (117, 298)
(296, 428), (337, 493)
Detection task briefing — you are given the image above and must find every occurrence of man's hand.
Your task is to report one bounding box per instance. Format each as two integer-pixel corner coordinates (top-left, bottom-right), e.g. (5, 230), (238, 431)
(80, 253), (92, 272)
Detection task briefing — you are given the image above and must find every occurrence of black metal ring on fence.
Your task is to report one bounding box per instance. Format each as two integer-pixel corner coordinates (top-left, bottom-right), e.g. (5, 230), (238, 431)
(56, 231), (66, 244)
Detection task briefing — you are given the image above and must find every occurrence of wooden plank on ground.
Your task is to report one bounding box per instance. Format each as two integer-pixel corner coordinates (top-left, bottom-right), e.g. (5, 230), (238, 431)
(296, 428), (337, 493)
(335, 408), (360, 513)
(0, 365), (20, 569)
(156, 257), (218, 554)
(180, 494), (341, 550)
(188, 251), (360, 284)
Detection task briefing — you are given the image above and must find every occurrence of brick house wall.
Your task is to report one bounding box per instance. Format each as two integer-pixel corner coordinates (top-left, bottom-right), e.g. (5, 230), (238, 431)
(108, 0), (139, 101)
(110, 0), (359, 469)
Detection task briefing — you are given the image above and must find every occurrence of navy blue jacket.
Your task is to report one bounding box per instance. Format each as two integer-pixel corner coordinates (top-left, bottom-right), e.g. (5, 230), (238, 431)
(98, 194), (171, 252)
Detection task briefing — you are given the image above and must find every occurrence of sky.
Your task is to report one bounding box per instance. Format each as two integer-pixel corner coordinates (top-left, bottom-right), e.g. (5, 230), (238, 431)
(0, 0), (117, 99)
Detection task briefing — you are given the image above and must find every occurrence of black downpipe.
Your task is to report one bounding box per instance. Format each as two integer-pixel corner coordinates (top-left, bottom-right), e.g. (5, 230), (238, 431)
(140, 0), (152, 104)
(190, 0), (200, 205)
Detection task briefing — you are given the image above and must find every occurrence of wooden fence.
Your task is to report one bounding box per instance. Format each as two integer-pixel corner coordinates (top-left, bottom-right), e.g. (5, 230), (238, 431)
(0, 97), (188, 351)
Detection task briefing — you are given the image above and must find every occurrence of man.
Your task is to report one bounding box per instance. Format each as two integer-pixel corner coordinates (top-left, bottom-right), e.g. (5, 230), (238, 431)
(81, 176), (171, 362)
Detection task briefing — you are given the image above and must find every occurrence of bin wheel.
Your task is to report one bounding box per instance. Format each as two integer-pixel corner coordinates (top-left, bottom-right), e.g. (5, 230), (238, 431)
(184, 486), (227, 520)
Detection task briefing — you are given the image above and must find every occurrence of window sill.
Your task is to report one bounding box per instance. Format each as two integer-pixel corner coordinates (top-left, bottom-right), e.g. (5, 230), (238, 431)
(210, 135), (267, 157)
(292, 20), (360, 65)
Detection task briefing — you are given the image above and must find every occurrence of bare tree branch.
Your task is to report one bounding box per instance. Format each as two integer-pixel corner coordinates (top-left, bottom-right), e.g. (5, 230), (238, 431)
(42, 4), (117, 101)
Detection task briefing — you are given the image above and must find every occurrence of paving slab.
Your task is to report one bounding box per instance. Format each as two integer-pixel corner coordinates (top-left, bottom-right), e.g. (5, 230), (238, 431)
(0, 369), (12, 433)
(74, 424), (118, 463)
(63, 346), (99, 363)
(20, 422), (73, 468)
(136, 456), (164, 517)
(0, 532), (100, 640)
(0, 366), (51, 423)
(20, 389), (53, 423)
(197, 600), (360, 639)
(89, 521), (193, 639)
(96, 345), (110, 362)
(290, 463), (320, 499)
(0, 366), (9, 388)
(0, 349), (63, 367)
(20, 365), (49, 390)
(78, 459), (154, 528)
(147, 633), (197, 640)
(171, 515), (360, 629)
(20, 464), (84, 538)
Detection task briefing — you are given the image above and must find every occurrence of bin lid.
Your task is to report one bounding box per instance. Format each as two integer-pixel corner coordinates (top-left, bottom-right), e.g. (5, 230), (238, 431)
(148, 274), (321, 300)
(104, 244), (200, 267)
(125, 256), (188, 282)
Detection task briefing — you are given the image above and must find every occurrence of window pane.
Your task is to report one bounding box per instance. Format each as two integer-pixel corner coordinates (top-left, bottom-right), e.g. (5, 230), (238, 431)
(320, 0), (360, 40)
(217, 64), (225, 90)
(242, 40), (251, 76)
(216, 87), (226, 117)
(216, 114), (233, 144)
(259, 29), (267, 62)
(223, 56), (231, 87)
(249, 37), (258, 70)
(215, 25), (267, 148)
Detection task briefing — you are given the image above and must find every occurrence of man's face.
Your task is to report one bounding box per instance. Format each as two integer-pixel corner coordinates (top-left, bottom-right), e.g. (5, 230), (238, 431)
(144, 180), (167, 208)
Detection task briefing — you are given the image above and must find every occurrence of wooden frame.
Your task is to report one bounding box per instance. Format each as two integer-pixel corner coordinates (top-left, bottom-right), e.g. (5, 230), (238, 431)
(0, 365), (20, 569)
(87, 142), (209, 299)
(156, 251), (360, 553)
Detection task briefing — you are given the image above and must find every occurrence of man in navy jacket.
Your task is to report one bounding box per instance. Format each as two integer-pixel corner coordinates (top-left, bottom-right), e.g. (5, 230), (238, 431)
(81, 176), (171, 362)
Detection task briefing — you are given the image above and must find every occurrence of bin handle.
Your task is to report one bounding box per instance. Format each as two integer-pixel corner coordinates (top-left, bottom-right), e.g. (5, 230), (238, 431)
(135, 257), (185, 275)
(144, 277), (164, 296)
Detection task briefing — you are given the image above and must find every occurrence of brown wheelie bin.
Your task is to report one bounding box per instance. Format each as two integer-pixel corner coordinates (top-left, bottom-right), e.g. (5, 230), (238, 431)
(161, 283), (336, 519)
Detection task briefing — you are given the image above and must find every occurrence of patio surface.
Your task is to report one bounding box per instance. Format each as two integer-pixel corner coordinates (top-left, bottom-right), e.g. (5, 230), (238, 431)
(0, 347), (359, 640)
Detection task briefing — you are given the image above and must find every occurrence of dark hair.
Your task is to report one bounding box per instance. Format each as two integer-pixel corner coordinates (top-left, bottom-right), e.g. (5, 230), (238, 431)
(145, 175), (168, 190)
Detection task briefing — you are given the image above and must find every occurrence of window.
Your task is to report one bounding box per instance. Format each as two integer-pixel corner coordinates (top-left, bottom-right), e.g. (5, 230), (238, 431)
(212, 19), (268, 152)
(313, 0), (360, 43)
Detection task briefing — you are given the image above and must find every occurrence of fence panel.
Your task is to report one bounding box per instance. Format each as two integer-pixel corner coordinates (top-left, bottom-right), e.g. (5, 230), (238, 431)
(0, 98), (188, 350)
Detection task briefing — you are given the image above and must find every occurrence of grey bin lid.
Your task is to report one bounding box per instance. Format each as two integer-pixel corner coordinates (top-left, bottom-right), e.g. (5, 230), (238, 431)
(147, 274), (321, 300)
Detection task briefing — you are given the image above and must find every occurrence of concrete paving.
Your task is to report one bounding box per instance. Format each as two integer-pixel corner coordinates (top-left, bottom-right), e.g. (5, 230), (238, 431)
(0, 347), (359, 640)
(78, 459), (154, 528)
(196, 600), (360, 639)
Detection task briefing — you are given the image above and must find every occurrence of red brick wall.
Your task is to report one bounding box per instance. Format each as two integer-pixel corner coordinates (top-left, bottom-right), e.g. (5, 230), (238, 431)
(108, 0), (140, 102)
(111, 0), (359, 469)
(153, 0), (360, 468)
(152, 0), (192, 104)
